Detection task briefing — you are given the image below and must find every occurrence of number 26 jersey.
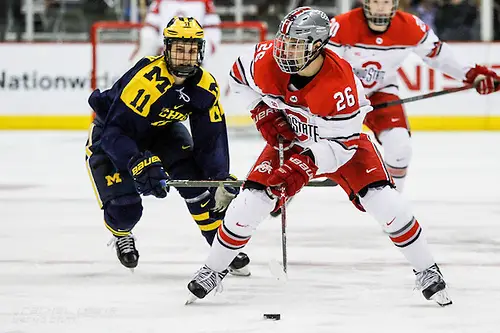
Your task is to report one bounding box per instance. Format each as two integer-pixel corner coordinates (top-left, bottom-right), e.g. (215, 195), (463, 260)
(229, 41), (372, 174)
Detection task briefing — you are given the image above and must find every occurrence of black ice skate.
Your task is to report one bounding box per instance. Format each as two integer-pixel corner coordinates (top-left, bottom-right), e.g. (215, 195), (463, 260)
(186, 265), (228, 304)
(415, 264), (452, 306)
(229, 252), (251, 276)
(108, 234), (139, 270)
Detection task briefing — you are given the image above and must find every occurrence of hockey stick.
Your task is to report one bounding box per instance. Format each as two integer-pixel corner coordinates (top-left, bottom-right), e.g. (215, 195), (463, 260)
(278, 137), (288, 275)
(166, 87), (480, 189)
(371, 84), (477, 110)
(163, 179), (336, 188)
(268, 138), (289, 280)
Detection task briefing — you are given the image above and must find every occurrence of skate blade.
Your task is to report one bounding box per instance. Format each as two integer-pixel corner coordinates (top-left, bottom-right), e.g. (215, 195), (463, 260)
(229, 266), (251, 277)
(185, 293), (199, 305)
(431, 289), (453, 307)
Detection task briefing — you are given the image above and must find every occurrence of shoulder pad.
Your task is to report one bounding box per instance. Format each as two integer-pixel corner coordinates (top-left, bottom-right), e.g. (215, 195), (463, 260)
(196, 67), (220, 100)
(120, 58), (174, 117)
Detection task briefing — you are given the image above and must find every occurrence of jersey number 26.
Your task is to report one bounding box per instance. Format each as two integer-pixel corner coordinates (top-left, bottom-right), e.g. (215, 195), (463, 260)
(333, 87), (356, 112)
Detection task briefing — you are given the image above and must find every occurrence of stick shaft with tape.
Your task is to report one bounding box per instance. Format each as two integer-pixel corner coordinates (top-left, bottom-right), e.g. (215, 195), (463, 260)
(162, 179), (336, 188)
(278, 138), (288, 275)
(371, 85), (473, 110)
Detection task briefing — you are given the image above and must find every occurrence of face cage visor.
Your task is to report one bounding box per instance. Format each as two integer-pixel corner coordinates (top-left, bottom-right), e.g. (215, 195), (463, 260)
(273, 32), (317, 74)
(164, 38), (205, 77)
(363, 0), (398, 26)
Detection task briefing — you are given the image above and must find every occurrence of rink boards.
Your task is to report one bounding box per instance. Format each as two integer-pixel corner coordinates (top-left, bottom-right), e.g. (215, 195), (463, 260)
(1, 42), (500, 130)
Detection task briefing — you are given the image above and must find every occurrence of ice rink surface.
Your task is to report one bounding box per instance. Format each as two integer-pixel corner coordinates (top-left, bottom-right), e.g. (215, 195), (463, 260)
(1, 131), (500, 333)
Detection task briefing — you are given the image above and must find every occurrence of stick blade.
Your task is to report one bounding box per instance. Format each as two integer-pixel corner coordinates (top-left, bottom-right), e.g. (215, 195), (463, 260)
(268, 259), (288, 281)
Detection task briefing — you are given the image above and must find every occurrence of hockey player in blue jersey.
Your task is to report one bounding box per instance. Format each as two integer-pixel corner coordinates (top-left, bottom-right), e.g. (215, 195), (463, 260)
(85, 16), (249, 275)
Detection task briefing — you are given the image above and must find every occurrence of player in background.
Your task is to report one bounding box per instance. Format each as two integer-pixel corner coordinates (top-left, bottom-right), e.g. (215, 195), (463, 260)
(328, 0), (500, 192)
(130, 0), (221, 65)
(85, 17), (249, 276)
(186, 7), (451, 306)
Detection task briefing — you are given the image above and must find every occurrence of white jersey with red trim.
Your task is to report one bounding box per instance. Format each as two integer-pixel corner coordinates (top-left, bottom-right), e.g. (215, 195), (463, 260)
(130, 0), (221, 64)
(327, 8), (473, 95)
(229, 41), (373, 174)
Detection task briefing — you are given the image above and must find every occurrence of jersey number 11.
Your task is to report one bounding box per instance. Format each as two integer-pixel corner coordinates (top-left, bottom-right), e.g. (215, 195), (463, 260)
(130, 89), (151, 113)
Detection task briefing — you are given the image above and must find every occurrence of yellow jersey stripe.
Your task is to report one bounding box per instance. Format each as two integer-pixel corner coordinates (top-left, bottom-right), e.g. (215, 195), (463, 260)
(104, 221), (130, 237)
(198, 219), (222, 231)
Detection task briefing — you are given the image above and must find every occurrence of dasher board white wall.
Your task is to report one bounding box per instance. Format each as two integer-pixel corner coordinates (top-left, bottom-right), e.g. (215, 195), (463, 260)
(1, 42), (500, 130)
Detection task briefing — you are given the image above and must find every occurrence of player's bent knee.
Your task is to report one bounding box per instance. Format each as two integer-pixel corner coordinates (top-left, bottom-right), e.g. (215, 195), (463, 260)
(360, 185), (414, 233)
(104, 194), (143, 233)
(223, 188), (275, 236)
(378, 127), (412, 167)
(243, 180), (277, 200)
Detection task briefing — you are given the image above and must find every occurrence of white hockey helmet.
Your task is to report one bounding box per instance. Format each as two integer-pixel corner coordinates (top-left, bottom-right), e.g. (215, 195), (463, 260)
(273, 7), (332, 74)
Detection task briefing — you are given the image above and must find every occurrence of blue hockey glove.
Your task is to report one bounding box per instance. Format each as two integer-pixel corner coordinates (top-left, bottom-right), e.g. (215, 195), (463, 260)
(128, 151), (169, 198)
(212, 174), (240, 212)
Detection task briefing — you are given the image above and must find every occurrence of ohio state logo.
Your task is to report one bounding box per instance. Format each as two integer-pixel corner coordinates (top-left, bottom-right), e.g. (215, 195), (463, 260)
(285, 109), (319, 142)
(354, 61), (386, 89)
(254, 160), (273, 174)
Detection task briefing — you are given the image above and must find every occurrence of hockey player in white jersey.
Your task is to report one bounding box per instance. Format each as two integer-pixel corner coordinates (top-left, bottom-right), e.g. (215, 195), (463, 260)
(328, 0), (500, 191)
(186, 7), (452, 307)
(130, 0), (221, 64)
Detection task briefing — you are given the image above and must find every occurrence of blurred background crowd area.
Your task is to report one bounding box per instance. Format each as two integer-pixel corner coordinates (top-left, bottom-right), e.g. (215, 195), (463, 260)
(0, 0), (497, 42)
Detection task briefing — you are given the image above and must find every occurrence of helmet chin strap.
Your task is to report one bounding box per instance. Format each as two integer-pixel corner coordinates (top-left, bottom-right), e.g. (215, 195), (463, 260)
(171, 65), (198, 78)
(164, 54), (197, 78)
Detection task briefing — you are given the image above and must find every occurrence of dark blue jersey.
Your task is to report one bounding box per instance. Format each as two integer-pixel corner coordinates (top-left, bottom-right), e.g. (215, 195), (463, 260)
(88, 56), (230, 180)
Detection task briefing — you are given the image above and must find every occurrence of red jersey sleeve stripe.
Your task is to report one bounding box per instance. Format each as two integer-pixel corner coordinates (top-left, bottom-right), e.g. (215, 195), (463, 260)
(230, 61), (247, 86)
(426, 41), (443, 58)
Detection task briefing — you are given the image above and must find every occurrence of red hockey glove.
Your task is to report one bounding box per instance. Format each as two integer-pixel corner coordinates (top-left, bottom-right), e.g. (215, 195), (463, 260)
(268, 154), (318, 198)
(251, 102), (295, 149)
(465, 65), (500, 95)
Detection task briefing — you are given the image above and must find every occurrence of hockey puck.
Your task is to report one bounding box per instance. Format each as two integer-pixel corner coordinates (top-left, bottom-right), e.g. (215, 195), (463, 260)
(263, 313), (281, 320)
